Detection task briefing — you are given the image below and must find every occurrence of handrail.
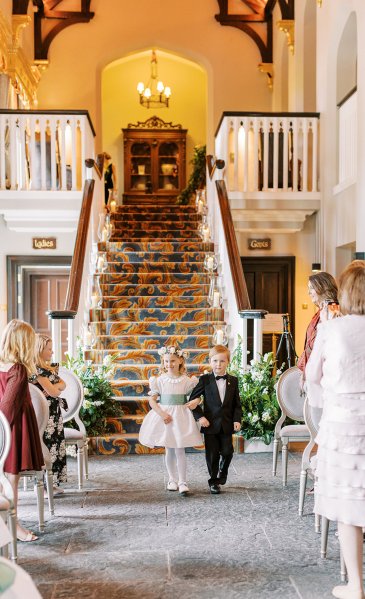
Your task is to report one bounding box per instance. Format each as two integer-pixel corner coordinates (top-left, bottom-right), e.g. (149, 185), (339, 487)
(85, 153), (105, 180)
(64, 177), (95, 313)
(215, 110), (320, 137)
(215, 179), (251, 312)
(0, 109), (96, 137)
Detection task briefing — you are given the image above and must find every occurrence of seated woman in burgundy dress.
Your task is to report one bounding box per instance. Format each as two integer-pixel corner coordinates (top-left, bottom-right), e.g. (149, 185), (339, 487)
(0, 319), (43, 542)
(297, 271), (339, 384)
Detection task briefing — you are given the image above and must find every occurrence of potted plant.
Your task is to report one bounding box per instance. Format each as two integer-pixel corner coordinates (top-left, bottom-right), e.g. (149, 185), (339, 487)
(177, 144), (206, 205)
(228, 341), (282, 451)
(64, 347), (123, 437)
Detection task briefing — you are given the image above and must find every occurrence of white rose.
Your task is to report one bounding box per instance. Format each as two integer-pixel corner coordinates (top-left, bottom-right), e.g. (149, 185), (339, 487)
(83, 399), (91, 409)
(251, 414), (259, 424)
(83, 387), (89, 396)
(262, 411), (271, 422)
(103, 355), (113, 366)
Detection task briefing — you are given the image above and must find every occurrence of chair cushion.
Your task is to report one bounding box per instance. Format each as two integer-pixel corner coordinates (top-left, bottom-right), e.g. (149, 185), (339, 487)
(64, 427), (85, 440)
(280, 424), (309, 438)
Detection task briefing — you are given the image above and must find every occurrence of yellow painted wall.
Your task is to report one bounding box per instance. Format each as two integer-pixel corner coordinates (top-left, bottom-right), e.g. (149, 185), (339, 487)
(36, 0), (271, 150)
(102, 50), (207, 195)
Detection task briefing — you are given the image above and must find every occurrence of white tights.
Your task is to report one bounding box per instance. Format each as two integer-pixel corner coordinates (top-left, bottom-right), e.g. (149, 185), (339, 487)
(336, 522), (364, 597)
(165, 448), (187, 484)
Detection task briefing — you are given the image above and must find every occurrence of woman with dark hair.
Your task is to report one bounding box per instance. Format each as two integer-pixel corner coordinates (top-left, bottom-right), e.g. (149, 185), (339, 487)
(297, 271), (339, 383)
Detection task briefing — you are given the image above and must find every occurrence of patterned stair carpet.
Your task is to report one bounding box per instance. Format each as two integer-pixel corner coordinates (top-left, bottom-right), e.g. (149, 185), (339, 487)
(88, 204), (240, 455)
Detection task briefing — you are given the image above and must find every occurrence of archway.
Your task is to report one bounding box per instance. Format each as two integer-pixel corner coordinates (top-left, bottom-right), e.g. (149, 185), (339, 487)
(101, 49), (207, 198)
(303, 0), (316, 111)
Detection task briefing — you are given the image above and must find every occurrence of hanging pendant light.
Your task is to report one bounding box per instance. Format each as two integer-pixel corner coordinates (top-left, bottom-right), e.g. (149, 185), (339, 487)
(137, 50), (171, 109)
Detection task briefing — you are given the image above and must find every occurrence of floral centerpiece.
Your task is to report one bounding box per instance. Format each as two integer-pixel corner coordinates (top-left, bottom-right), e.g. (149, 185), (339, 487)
(64, 347), (123, 436)
(228, 341), (282, 445)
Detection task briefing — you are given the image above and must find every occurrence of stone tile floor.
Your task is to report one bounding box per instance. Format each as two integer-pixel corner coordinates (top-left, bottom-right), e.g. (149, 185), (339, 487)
(16, 451), (343, 598)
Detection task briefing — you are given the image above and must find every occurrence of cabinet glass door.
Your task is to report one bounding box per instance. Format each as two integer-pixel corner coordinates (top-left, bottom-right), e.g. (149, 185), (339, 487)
(158, 142), (179, 191)
(130, 141), (152, 193)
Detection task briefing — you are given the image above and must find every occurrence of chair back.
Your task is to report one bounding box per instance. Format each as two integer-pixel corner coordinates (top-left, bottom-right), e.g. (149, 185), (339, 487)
(58, 367), (84, 425)
(276, 366), (305, 422)
(303, 395), (322, 437)
(28, 384), (49, 436)
(0, 412), (11, 475)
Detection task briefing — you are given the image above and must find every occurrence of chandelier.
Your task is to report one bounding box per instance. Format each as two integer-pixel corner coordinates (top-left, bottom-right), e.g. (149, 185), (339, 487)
(137, 50), (171, 109)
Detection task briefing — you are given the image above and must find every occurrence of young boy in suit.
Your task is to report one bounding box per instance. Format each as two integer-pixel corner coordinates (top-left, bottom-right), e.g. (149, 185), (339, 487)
(189, 345), (242, 494)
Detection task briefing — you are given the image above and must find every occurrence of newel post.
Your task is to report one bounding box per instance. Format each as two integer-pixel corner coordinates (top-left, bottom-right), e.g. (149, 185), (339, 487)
(47, 310), (77, 362)
(239, 309), (268, 367)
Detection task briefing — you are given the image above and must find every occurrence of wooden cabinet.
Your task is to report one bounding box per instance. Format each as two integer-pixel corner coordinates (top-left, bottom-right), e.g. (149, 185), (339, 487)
(122, 116), (187, 204)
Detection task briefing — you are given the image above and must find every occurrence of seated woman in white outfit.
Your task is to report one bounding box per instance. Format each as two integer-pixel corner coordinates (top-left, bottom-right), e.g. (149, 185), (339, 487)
(306, 260), (365, 599)
(139, 345), (202, 496)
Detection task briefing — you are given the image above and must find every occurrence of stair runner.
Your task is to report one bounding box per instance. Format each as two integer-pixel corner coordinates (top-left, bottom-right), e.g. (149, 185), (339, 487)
(88, 204), (242, 455)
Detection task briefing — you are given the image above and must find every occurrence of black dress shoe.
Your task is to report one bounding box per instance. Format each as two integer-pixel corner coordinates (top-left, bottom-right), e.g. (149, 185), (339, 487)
(210, 484), (221, 494)
(217, 473), (227, 485)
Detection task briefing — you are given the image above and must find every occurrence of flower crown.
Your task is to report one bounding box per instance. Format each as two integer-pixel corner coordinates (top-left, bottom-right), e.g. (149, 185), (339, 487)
(158, 345), (189, 359)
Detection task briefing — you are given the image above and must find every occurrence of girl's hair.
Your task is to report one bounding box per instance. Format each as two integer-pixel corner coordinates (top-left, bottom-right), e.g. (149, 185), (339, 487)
(338, 260), (365, 315)
(159, 346), (187, 375)
(308, 271), (338, 304)
(34, 334), (56, 372)
(0, 319), (36, 376)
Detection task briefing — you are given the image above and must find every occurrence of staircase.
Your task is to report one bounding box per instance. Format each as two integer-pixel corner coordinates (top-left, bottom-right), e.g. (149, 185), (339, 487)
(89, 203), (226, 455)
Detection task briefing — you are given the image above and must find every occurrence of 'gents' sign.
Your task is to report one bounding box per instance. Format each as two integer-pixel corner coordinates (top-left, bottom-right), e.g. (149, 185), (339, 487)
(33, 237), (57, 250)
(248, 238), (271, 250)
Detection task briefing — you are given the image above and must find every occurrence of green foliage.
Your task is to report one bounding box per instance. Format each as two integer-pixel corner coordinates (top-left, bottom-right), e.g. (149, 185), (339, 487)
(177, 145), (206, 205)
(63, 348), (123, 436)
(228, 341), (282, 445)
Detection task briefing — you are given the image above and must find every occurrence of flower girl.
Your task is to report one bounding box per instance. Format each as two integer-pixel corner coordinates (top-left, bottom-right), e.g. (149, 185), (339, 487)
(139, 345), (203, 496)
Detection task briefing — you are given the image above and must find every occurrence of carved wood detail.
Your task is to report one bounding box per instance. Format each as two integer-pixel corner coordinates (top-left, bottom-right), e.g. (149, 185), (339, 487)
(12, 1), (94, 60)
(127, 115), (182, 130)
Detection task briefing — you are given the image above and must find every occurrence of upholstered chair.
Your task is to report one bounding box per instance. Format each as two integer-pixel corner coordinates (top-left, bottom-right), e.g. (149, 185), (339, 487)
(27, 385), (55, 518)
(58, 367), (88, 490)
(0, 412), (17, 560)
(298, 395), (322, 516)
(272, 366), (310, 486)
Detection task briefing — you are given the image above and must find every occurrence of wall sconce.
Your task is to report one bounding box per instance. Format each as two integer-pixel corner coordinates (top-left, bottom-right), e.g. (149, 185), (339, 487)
(311, 263), (321, 273)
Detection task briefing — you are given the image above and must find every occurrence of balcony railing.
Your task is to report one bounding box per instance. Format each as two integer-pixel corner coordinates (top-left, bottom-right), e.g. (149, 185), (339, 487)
(215, 112), (320, 198)
(0, 110), (95, 192)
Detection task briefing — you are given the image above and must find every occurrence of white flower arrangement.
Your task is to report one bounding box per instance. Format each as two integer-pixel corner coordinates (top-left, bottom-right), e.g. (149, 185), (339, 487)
(158, 345), (189, 359)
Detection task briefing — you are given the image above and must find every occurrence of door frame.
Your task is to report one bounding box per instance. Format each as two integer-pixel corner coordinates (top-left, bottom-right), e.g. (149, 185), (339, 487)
(7, 256), (72, 322)
(241, 255), (296, 336)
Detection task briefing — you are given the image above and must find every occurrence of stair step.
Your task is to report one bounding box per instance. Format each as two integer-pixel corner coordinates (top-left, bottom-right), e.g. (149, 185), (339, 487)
(105, 252), (208, 263)
(90, 308), (223, 322)
(100, 296), (208, 309)
(90, 322), (217, 336)
(100, 273), (211, 284)
(105, 415), (146, 434)
(99, 241), (214, 252)
(113, 221), (199, 231)
(111, 231), (201, 239)
(112, 213), (202, 222)
(115, 205), (197, 213)
(89, 433), (205, 455)
(85, 348), (211, 364)
(99, 284), (210, 297)
(112, 363), (207, 381)
(99, 334), (213, 350)
(107, 262), (204, 274)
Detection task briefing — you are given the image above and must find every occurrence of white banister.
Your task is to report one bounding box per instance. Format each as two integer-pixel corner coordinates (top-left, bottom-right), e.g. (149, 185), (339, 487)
(215, 113), (320, 196)
(0, 111), (95, 192)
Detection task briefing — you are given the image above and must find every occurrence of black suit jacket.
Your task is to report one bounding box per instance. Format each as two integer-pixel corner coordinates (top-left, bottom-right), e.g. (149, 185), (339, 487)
(189, 373), (242, 435)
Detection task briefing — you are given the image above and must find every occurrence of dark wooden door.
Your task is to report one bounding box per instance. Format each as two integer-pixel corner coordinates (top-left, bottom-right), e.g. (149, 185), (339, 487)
(26, 271), (69, 356)
(241, 256), (295, 362)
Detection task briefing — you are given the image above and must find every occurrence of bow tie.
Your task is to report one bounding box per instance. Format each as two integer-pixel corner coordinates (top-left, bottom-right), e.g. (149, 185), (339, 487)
(215, 375), (227, 381)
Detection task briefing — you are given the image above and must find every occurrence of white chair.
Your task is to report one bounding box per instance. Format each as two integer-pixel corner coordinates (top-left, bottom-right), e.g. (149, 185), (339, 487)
(0, 412), (17, 561)
(298, 396), (322, 516)
(272, 366), (310, 486)
(27, 385), (55, 519)
(58, 367), (88, 490)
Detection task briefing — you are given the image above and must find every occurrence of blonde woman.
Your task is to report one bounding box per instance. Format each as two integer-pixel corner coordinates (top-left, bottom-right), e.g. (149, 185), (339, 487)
(0, 319), (43, 542)
(33, 334), (67, 492)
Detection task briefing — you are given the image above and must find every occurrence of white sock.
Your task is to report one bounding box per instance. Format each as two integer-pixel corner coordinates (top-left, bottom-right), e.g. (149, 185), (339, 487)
(165, 448), (178, 482)
(175, 448), (187, 484)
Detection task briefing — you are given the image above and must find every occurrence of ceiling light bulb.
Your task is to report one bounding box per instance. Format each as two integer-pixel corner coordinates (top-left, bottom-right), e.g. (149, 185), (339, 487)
(144, 88), (151, 98)
(137, 82), (144, 94)
(157, 81), (164, 93)
(164, 86), (171, 98)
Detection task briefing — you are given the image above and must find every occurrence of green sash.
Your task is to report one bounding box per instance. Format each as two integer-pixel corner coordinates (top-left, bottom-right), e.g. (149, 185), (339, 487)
(160, 394), (186, 406)
(0, 563), (16, 592)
